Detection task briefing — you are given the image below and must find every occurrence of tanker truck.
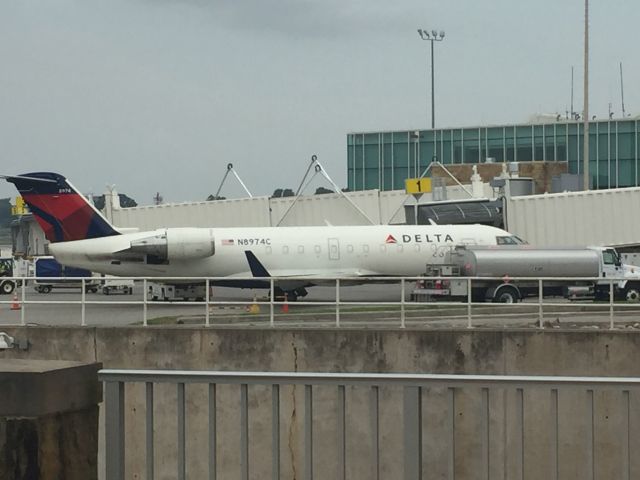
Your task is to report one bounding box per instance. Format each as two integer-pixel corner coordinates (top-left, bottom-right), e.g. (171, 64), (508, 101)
(414, 245), (640, 303)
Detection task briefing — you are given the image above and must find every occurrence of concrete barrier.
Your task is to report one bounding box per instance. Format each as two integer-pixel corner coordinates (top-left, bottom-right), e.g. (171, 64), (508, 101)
(1, 326), (639, 478)
(0, 359), (102, 480)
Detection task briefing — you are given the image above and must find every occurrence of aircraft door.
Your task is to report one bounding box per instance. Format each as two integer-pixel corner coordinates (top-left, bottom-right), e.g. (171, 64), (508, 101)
(328, 238), (340, 261)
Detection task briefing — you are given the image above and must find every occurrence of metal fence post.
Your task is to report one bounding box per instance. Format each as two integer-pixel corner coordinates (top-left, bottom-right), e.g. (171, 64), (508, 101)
(105, 381), (125, 480)
(609, 279), (614, 330)
(270, 278), (275, 328)
(400, 279), (406, 329)
(20, 278), (26, 326)
(467, 278), (472, 328)
(336, 279), (340, 328)
(81, 278), (86, 327)
(143, 279), (148, 326)
(538, 279), (544, 328)
(205, 279), (210, 327)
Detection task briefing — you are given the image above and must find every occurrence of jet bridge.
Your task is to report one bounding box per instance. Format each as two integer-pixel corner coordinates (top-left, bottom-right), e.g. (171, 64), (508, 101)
(505, 186), (640, 248)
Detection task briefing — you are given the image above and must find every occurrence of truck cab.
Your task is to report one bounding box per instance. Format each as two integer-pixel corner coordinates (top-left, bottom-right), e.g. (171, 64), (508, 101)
(0, 258), (16, 295)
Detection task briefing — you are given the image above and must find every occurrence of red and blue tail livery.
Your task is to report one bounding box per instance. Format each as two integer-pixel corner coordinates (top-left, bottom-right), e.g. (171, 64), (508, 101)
(5, 172), (120, 243)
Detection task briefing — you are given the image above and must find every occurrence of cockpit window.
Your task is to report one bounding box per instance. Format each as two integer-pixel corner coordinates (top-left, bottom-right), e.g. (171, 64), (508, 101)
(496, 235), (526, 245)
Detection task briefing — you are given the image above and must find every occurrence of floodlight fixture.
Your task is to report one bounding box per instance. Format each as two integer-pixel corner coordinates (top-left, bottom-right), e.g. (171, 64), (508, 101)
(416, 27), (446, 129)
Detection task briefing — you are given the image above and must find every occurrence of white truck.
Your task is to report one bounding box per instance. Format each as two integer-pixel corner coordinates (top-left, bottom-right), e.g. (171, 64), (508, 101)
(147, 282), (207, 302)
(413, 245), (640, 303)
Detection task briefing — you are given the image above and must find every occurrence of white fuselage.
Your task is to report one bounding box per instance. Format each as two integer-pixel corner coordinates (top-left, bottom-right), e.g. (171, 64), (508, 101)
(49, 224), (515, 281)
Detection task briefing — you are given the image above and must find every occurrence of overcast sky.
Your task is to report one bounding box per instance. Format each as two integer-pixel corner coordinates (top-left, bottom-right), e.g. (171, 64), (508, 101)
(0, 1), (638, 204)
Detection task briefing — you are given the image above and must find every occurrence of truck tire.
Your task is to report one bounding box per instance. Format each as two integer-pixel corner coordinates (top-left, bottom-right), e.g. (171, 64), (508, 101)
(40, 285), (52, 294)
(1, 281), (15, 295)
(625, 287), (640, 303)
(103, 287), (110, 295)
(492, 286), (520, 303)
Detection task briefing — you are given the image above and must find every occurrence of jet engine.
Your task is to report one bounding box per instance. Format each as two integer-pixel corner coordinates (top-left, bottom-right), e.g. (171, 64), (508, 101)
(128, 228), (215, 260)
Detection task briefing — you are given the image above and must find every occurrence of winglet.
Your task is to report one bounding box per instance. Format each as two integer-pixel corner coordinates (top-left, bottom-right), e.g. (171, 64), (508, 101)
(244, 251), (271, 277)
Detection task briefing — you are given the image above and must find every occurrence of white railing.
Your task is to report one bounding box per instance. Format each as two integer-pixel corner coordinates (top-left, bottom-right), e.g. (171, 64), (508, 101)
(0, 275), (637, 328)
(100, 369), (640, 480)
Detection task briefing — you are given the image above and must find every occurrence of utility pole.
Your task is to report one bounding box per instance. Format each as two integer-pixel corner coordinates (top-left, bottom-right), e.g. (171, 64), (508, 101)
(583, 0), (590, 190)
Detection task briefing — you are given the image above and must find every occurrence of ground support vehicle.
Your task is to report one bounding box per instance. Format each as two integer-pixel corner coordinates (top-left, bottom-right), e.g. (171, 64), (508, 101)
(147, 282), (206, 302)
(101, 278), (134, 295)
(33, 257), (99, 293)
(0, 258), (16, 294)
(412, 246), (640, 303)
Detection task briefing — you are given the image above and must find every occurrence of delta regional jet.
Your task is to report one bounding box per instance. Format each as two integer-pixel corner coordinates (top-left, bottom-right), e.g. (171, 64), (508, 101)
(4, 172), (523, 299)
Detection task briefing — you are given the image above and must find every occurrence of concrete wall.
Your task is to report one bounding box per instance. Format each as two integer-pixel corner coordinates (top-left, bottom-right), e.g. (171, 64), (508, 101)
(1, 326), (639, 479)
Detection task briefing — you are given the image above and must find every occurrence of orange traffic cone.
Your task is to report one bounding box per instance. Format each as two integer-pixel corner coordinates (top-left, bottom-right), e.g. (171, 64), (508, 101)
(247, 294), (260, 314)
(11, 292), (20, 311)
(281, 292), (289, 313)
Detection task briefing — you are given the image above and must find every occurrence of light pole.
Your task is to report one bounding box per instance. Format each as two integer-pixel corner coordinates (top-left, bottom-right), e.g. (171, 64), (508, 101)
(417, 28), (445, 129)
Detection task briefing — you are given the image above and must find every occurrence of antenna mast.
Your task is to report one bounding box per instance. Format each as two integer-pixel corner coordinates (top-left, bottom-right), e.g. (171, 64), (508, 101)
(570, 66), (574, 118)
(620, 62), (626, 118)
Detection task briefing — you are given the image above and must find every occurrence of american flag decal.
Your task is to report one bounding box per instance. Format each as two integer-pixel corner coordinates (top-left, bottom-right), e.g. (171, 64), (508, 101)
(221, 239), (234, 246)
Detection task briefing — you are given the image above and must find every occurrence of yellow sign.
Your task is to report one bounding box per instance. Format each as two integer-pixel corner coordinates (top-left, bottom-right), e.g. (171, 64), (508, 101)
(405, 177), (432, 194)
(11, 196), (28, 216)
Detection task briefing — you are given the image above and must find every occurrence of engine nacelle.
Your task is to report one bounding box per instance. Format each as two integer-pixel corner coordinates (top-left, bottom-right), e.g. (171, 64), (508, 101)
(129, 228), (215, 260)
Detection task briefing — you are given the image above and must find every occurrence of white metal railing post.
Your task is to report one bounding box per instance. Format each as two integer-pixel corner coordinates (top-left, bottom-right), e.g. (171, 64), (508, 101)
(81, 278), (86, 327)
(400, 279), (406, 328)
(269, 278), (275, 328)
(609, 279), (614, 330)
(336, 279), (340, 328)
(20, 277), (26, 326)
(205, 279), (210, 327)
(538, 279), (544, 328)
(467, 278), (472, 328)
(143, 279), (148, 326)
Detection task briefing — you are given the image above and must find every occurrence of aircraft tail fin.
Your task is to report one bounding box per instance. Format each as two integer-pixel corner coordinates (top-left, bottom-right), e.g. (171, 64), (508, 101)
(4, 172), (120, 243)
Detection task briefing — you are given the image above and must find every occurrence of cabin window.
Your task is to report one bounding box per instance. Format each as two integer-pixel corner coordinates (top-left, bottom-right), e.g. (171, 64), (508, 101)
(314, 245), (321, 254)
(362, 245), (369, 254)
(282, 246), (289, 254)
(347, 245), (354, 253)
(380, 245), (387, 253)
(298, 246), (304, 254)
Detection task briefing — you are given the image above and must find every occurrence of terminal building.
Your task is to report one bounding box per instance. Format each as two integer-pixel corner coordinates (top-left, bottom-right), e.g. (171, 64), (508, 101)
(347, 118), (640, 192)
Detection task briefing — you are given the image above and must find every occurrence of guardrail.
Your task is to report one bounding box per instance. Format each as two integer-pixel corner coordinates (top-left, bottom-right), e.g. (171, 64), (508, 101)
(100, 369), (639, 480)
(0, 275), (638, 328)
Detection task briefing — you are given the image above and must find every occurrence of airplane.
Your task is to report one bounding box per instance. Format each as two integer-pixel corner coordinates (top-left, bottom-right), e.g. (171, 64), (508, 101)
(3, 172), (525, 300)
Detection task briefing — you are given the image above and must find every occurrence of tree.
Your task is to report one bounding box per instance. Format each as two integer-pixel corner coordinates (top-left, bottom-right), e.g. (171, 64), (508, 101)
(314, 187), (333, 195)
(0, 198), (11, 226)
(206, 195), (226, 201)
(93, 194), (138, 210)
(271, 188), (295, 198)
